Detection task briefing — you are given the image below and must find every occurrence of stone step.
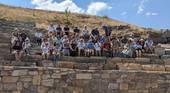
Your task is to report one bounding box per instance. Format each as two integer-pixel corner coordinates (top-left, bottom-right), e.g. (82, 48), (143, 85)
(165, 49), (170, 55)
(59, 56), (107, 64)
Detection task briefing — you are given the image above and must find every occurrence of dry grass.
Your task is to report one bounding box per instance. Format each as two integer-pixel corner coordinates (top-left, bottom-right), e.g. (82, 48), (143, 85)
(0, 4), (142, 30)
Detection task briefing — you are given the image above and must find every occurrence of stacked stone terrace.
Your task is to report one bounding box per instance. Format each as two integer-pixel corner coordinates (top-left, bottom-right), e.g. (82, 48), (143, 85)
(1, 20), (170, 93)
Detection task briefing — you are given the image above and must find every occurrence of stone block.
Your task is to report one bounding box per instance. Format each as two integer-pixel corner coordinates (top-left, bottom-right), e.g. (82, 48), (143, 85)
(58, 61), (75, 69)
(164, 59), (170, 65)
(20, 76), (32, 82)
(135, 58), (150, 64)
(101, 74), (110, 79)
(165, 65), (170, 72)
(41, 79), (54, 87)
(154, 47), (165, 56)
(122, 58), (136, 63)
(38, 86), (49, 93)
(107, 58), (122, 63)
(51, 73), (61, 79)
(128, 90), (138, 93)
(108, 83), (119, 90)
(74, 63), (89, 70)
(33, 75), (41, 85)
(76, 73), (92, 79)
(12, 70), (28, 76)
(118, 63), (142, 70)
(42, 60), (54, 67)
(161, 55), (170, 59)
(142, 65), (165, 71)
(17, 82), (23, 90)
(165, 49), (170, 55)
(28, 71), (38, 75)
(12, 91), (21, 93)
(3, 83), (17, 90)
(2, 76), (19, 83)
(120, 83), (128, 90)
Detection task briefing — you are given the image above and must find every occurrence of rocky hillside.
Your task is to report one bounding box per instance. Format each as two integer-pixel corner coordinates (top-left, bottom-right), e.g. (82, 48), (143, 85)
(0, 4), (153, 59)
(0, 4), (144, 31)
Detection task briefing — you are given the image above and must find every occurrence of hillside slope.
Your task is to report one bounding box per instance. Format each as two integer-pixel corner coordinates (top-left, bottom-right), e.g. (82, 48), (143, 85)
(0, 4), (142, 30)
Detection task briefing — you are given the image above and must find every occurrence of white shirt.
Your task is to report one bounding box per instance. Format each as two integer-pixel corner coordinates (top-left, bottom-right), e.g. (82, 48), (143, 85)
(35, 32), (42, 38)
(95, 43), (101, 50)
(144, 40), (153, 48)
(48, 26), (55, 33)
(77, 42), (85, 49)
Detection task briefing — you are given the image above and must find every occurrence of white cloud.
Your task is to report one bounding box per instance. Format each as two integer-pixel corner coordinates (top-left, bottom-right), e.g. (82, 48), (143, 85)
(145, 12), (158, 16)
(137, 0), (148, 14)
(87, 2), (112, 15)
(121, 11), (127, 16)
(31, 0), (85, 13)
(31, 0), (112, 15)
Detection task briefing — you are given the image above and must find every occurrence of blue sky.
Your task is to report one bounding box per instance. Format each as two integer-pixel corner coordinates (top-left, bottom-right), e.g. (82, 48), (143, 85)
(0, 0), (170, 29)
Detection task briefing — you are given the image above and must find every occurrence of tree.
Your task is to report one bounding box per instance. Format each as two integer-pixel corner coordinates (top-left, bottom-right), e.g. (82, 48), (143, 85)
(64, 7), (71, 25)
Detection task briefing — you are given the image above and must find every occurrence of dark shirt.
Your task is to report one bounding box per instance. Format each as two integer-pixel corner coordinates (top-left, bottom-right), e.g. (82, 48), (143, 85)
(91, 29), (99, 36)
(74, 28), (80, 33)
(103, 26), (112, 36)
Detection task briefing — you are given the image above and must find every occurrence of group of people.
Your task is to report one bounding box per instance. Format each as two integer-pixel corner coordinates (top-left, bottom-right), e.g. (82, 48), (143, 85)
(11, 28), (31, 61)
(35, 24), (154, 62)
(10, 24), (154, 62)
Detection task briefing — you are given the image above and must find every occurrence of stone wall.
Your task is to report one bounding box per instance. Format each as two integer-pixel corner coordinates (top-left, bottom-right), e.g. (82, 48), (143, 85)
(0, 66), (170, 93)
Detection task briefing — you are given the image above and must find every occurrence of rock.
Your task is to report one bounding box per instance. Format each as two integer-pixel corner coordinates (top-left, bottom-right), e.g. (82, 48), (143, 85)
(120, 83), (128, 90)
(3, 83), (17, 90)
(58, 61), (75, 69)
(164, 59), (170, 65)
(38, 86), (49, 93)
(165, 49), (170, 55)
(12, 70), (28, 76)
(161, 55), (170, 59)
(41, 79), (54, 87)
(76, 73), (92, 79)
(107, 58), (122, 63)
(108, 83), (119, 90)
(118, 63), (142, 70)
(33, 75), (41, 85)
(17, 82), (23, 90)
(74, 63), (89, 70)
(154, 47), (165, 56)
(51, 73), (61, 79)
(135, 58), (150, 64)
(142, 65), (165, 71)
(2, 76), (19, 83)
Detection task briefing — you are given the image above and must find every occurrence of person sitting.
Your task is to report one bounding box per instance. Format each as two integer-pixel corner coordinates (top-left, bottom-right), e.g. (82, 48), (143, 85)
(112, 38), (121, 57)
(77, 39), (86, 56)
(61, 35), (70, 56)
(144, 37), (154, 53)
(41, 40), (50, 60)
(22, 37), (31, 56)
(64, 25), (70, 36)
(133, 40), (143, 57)
(103, 38), (112, 57)
(69, 38), (78, 56)
(11, 32), (24, 61)
(85, 39), (95, 57)
(121, 38), (134, 58)
(94, 41), (101, 56)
